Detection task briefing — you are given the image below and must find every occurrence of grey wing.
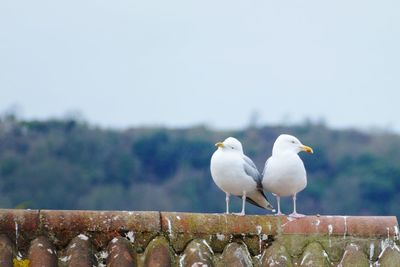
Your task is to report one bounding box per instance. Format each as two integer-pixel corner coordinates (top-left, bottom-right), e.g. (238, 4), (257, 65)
(243, 155), (274, 210)
(261, 158), (270, 177)
(243, 155), (262, 186)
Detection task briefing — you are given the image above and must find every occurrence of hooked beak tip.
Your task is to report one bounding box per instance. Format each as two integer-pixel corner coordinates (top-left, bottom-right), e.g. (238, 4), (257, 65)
(302, 145), (313, 154)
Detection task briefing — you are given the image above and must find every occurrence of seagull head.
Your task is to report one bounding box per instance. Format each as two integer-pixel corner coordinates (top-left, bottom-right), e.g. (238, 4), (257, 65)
(215, 137), (244, 153)
(272, 134), (313, 155)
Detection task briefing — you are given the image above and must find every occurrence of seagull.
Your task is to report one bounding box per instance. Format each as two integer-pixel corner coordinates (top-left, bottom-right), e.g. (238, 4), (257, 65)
(210, 137), (274, 215)
(262, 134), (313, 218)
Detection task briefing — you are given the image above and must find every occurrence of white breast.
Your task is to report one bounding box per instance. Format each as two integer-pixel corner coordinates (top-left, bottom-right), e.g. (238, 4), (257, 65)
(210, 150), (257, 196)
(262, 153), (307, 197)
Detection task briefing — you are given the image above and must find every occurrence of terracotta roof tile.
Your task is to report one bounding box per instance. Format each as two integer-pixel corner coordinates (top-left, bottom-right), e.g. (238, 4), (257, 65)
(28, 236), (57, 267)
(378, 245), (400, 266)
(279, 215), (398, 237)
(299, 242), (330, 266)
(180, 239), (213, 267)
(221, 242), (253, 267)
(0, 209), (399, 266)
(143, 236), (174, 267)
(39, 210), (160, 250)
(260, 242), (292, 267)
(64, 235), (95, 267)
(106, 236), (136, 267)
(0, 234), (13, 267)
(338, 243), (369, 267)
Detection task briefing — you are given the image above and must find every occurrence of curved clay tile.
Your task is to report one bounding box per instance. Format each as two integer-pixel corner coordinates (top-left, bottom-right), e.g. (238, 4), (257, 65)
(65, 234), (96, 267)
(28, 236), (57, 267)
(143, 236), (174, 267)
(106, 236), (136, 267)
(221, 242), (253, 267)
(0, 234), (13, 267)
(180, 239), (213, 267)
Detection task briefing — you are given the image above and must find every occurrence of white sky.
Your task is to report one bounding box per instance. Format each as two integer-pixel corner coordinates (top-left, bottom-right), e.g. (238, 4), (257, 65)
(0, 1), (399, 130)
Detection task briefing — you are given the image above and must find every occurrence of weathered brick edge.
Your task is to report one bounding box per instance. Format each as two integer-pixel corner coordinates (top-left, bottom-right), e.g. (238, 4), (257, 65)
(0, 209), (398, 254)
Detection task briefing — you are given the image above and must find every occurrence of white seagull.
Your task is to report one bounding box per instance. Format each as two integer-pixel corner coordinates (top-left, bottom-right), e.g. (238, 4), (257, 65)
(262, 134), (313, 218)
(210, 137), (274, 215)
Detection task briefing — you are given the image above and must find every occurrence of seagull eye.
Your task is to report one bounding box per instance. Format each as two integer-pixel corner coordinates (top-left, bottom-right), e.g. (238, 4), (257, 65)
(231, 146), (234, 149)
(291, 140), (296, 144)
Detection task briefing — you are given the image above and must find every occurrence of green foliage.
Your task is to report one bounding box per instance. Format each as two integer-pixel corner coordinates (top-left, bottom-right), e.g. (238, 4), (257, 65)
(0, 118), (399, 219)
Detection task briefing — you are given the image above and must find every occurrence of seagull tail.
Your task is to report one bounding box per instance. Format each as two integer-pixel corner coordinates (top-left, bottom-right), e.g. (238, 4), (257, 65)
(247, 190), (274, 211)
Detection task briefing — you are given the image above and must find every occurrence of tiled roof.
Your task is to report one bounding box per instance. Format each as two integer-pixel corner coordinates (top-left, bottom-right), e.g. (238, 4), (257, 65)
(0, 209), (399, 266)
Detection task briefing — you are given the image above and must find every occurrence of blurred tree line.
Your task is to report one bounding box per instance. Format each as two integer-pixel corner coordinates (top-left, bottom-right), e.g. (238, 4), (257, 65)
(0, 115), (399, 218)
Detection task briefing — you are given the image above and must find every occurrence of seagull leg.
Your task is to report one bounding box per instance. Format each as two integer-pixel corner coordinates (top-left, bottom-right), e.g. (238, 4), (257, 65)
(234, 191), (246, 216)
(225, 193), (230, 214)
(275, 195), (284, 216)
(289, 194), (305, 218)
(240, 191), (246, 216)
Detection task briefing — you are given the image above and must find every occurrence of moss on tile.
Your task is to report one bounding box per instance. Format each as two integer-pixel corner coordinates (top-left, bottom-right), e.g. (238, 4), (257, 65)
(297, 242), (330, 267)
(221, 242), (253, 267)
(337, 243), (369, 267)
(143, 236), (175, 267)
(181, 239), (214, 267)
(260, 241), (293, 267)
(377, 246), (400, 267)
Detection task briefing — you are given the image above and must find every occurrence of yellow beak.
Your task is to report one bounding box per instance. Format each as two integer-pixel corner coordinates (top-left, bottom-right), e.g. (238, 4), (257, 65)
(302, 145), (313, 154)
(215, 142), (224, 148)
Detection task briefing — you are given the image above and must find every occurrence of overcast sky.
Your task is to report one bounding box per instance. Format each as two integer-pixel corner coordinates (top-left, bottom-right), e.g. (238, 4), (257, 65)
(1, 1), (399, 131)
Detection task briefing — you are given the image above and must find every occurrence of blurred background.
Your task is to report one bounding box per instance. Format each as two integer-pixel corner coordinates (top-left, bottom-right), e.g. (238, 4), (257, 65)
(0, 1), (399, 218)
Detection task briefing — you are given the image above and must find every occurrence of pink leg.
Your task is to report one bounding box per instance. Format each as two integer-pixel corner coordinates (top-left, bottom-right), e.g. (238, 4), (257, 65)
(234, 191), (246, 216)
(289, 194), (305, 218)
(225, 193), (230, 214)
(275, 195), (284, 216)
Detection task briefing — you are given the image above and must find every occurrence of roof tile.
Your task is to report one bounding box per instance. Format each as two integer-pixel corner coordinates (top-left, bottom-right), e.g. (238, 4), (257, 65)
(0, 209), (399, 266)
(377, 244), (400, 267)
(143, 236), (174, 267)
(0, 209), (39, 252)
(180, 239), (213, 267)
(64, 235), (95, 267)
(221, 242), (253, 267)
(299, 242), (330, 267)
(280, 215), (398, 237)
(0, 234), (13, 267)
(28, 236), (57, 267)
(260, 242), (293, 267)
(106, 236), (136, 267)
(40, 210), (160, 250)
(337, 243), (369, 267)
